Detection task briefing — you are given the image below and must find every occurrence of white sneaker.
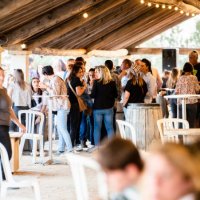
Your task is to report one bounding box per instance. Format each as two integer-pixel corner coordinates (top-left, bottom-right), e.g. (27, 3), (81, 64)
(30, 151), (40, 156)
(75, 145), (83, 151)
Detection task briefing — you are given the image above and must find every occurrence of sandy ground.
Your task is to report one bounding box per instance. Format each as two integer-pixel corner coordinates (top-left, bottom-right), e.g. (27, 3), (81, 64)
(3, 141), (99, 200)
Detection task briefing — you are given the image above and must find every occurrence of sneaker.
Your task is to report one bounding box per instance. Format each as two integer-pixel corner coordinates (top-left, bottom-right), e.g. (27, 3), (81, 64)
(54, 151), (64, 156)
(74, 145), (83, 152)
(87, 146), (98, 153)
(30, 151), (40, 156)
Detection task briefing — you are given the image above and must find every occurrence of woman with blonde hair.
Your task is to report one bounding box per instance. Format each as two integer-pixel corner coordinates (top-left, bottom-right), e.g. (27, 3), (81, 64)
(91, 66), (117, 146)
(8, 69), (31, 131)
(145, 142), (200, 200)
(123, 64), (148, 118)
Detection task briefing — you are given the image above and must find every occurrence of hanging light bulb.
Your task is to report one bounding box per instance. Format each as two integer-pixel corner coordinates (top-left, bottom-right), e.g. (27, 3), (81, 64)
(140, 0), (145, 4)
(162, 4), (166, 9)
(180, 10), (184, 14)
(21, 44), (27, 49)
(155, 4), (159, 8)
(186, 12), (190, 16)
(147, 2), (152, 7)
(192, 13), (196, 17)
(168, 5), (172, 9)
(83, 13), (88, 18)
(174, 7), (178, 11)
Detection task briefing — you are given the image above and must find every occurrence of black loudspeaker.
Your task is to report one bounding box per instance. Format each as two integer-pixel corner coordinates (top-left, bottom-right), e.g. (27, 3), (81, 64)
(162, 49), (177, 71)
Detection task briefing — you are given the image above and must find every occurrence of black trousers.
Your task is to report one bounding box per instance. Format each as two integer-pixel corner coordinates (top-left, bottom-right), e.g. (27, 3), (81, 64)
(69, 103), (81, 147)
(0, 125), (12, 180)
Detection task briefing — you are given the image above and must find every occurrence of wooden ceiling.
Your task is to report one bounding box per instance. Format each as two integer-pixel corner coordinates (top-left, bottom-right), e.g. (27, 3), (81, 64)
(0, 0), (192, 52)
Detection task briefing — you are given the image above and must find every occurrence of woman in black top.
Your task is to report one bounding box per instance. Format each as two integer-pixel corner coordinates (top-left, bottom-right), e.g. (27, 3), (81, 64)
(123, 65), (148, 117)
(0, 67), (26, 180)
(67, 63), (87, 148)
(91, 66), (117, 145)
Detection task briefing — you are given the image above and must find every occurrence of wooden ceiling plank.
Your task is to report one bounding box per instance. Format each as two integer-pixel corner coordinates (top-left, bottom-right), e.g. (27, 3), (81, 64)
(86, 8), (165, 50)
(51, 2), (152, 49)
(27, 0), (128, 49)
(128, 18), (187, 49)
(113, 14), (187, 50)
(5, 0), (103, 45)
(0, 0), (71, 33)
(0, 0), (34, 20)
(86, 9), (186, 50)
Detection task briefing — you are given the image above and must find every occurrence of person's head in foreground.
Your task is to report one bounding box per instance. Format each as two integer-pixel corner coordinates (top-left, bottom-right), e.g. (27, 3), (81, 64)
(145, 142), (200, 200)
(97, 137), (144, 193)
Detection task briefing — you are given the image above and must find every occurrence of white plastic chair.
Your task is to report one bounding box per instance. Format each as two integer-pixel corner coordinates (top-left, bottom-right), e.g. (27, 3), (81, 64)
(66, 154), (108, 200)
(0, 143), (41, 200)
(19, 110), (45, 164)
(116, 120), (136, 145)
(157, 118), (189, 144)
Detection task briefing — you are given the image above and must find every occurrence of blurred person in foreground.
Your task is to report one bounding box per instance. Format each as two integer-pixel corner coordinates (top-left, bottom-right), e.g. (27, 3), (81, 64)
(96, 137), (144, 200)
(144, 142), (200, 200)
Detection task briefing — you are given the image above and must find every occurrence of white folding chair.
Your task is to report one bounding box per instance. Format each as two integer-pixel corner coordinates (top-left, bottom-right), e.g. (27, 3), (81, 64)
(116, 120), (136, 145)
(66, 154), (108, 200)
(157, 118), (189, 144)
(19, 110), (44, 164)
(0, 143), (41, 200)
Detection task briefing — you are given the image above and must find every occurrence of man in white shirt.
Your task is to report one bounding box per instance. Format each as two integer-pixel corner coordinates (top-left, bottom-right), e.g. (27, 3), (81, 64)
(140, 59), (157, 103)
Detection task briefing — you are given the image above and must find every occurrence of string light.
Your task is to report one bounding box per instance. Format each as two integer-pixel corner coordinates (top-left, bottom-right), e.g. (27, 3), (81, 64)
(147, 2), (152, 7)
(83, 13), (88, 18)
(21, 44), (27, 49)
(174, 7), (178, 11)
(168, 5), (172, 9)
(140, 1), (200, 16)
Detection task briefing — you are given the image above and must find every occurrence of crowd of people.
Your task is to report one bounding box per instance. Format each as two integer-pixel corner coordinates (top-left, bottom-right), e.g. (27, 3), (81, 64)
(0, 50), (200, 199)
(1, 51), (200, 153)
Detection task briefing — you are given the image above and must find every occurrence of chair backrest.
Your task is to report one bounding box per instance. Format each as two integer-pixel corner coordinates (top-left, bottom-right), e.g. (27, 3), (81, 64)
(157, 118), (189, 144)
(0, 143), (14, 183)
(18, 110), (44, 135)
(66, 154), (108, 200)
(116, 120), (136, 145)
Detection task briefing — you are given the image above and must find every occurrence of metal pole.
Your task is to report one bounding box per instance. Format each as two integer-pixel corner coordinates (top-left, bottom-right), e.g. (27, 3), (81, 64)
(181, 98), (187, 120)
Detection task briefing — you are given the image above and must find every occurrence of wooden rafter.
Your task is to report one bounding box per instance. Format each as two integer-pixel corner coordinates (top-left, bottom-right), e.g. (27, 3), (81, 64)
(86, 9), (188, 50)
(46, 1), (152, 49)
(5, 0), (104, 45)
(0, 0), (71, 33)
(26, 0), (128, 49)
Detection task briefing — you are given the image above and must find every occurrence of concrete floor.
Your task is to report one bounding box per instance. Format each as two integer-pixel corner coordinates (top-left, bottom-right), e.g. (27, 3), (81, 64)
(4, 142), (99, 200)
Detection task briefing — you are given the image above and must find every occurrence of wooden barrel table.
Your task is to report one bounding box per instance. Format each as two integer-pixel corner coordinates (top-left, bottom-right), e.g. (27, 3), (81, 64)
(126, 103), (162, 151)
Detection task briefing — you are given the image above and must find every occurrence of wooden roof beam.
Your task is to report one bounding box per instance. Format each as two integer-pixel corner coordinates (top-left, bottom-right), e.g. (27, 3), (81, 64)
(0, 0), (72, 33)
(128, 18), (187, 48)
(5, 0), (104, 45)
(51, 2), (152, 49)
(0, 0), (34, 20)
(117, 14), (187, 49)
(86, 10), (185, 50)
(26, 0), (128, 49)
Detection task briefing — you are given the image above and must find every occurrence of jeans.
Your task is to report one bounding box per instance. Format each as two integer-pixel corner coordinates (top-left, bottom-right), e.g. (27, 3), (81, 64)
(80, 112), (94, 144)
(170, 99), (177, 118)
(0, 125), (12, 180)
(57, 109), (72, 152)
(93, 108), (114, 145)
(179, 103), (198, 128)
